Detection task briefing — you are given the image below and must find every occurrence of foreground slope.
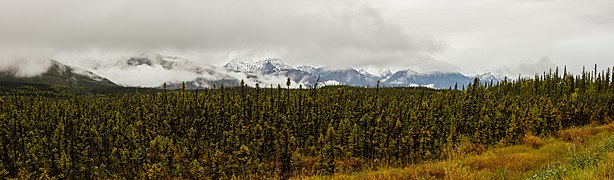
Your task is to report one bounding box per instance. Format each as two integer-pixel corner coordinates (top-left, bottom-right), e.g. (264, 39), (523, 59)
(305, 122), (614, 180)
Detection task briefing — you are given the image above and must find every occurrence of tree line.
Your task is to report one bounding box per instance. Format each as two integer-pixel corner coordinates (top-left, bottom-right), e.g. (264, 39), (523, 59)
(0, 66), (613, 179)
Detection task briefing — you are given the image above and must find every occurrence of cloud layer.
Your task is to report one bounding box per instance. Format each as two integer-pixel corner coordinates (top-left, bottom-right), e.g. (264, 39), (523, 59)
(1, 0), (613, 78)
(0, 46), (53, 77)
(0, 0), (448, 72)
(374, 0), (614, 75)
(495, 56), (557, 77)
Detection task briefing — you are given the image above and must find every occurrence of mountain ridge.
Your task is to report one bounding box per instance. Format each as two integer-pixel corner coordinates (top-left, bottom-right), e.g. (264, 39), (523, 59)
(2, 54), (505, 90)
(218, 57), (504, 89)
(0, 60), (119, 92)
(90, 54), (506, 89)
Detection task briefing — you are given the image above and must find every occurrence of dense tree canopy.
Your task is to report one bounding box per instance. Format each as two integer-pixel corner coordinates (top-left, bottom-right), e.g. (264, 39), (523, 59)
(0, 66), (613, 179)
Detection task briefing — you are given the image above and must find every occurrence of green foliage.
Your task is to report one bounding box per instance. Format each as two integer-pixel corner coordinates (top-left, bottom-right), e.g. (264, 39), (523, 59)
(567, 136), (614, 169)
(1, 66), (613, 178)
(568, 153), (600, 169)
(528, 162), (568, 180)
(528, 134), (614, 179)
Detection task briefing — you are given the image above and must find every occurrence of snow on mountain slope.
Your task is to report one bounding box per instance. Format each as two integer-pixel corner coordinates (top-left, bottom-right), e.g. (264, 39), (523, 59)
(316, 67), (372, 86)
(385, 69), (419, 85)
(296, 65), (317, 74)
(224, 58), (293, 74)
(383, 69), (421, 84)
(357, 67), (393, 79)
(60, 53), (505, 89)
(88, 53), (240, 88)
(71, 68), (109, 82)
(475, 72), (505, 84)
(324, 80), (341, 86)
(384, 70), (474, 89)
(223, 58), (318, 87)
(88, 54), (312, 89)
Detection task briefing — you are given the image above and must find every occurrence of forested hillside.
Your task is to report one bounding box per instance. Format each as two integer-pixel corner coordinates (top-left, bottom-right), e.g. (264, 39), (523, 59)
(0, 66), (613, 179)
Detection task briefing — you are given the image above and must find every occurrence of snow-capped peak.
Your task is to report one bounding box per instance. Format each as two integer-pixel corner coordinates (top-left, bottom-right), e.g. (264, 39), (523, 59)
(224, 58), (294, 74)
(295, 65), (317, 74)
(475, 72), (505, 82)
(397, 69), (419, 76)
(61, 53), (510, 90)
(358, 67), (393, 78)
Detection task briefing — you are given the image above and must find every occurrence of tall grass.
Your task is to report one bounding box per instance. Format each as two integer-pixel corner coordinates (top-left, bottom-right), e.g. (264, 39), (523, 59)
(302, 122), (614, 180)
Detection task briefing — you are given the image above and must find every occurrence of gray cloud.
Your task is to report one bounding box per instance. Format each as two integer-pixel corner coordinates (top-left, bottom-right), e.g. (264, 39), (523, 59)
(0, 45), (54, 77)
(2, 0), (613, 78)
(495, 56), (557, 77)
(0, 57), (52, 77)
(0, 0), (446, 72)
(373, 0), (614, 75)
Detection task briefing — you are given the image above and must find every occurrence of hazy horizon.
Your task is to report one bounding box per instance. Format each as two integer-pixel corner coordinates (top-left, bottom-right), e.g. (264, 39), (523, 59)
(1, 0), (613, 79)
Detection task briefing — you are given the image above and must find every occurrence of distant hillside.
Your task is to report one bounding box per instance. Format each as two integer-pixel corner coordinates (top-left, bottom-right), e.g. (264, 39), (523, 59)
(0, 60), (119, 95)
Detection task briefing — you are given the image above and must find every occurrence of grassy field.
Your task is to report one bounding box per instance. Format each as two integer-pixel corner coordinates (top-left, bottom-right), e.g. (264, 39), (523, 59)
(302, 122), (614, 180)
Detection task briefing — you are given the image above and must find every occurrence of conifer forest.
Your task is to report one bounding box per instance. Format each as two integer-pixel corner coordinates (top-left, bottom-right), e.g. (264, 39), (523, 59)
(1, 66), (614, 179)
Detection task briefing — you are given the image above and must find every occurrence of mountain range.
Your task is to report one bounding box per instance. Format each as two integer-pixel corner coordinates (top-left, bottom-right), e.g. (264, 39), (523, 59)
(222, 58), (504, 89)
(0, 60), (117, 91)
(0, 53), (506, 91)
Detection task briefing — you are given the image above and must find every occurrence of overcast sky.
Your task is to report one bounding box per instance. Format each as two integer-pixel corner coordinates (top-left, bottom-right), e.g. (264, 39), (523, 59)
(1, 0), (613, 76)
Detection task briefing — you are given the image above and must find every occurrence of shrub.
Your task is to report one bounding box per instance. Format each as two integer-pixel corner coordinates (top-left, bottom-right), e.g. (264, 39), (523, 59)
(557, 127), (591, 143)
(524, 134), (545, 149)
(456, 137), (486, 156)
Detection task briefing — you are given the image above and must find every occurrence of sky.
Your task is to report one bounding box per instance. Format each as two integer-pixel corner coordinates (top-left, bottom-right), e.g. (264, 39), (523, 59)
(0, 0), (613, 77)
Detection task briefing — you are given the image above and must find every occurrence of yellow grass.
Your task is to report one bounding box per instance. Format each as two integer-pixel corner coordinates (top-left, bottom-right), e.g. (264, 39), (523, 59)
(299, 122), (614, 180)
(523, 133), (545, 148)
(593, 152), (614, 178)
